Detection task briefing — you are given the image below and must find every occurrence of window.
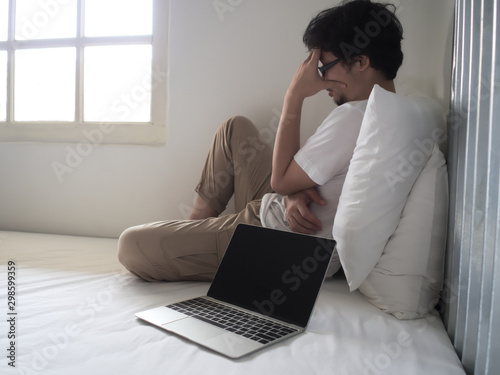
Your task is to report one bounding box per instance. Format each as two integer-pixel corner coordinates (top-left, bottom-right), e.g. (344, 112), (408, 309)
(0, 0), (168, 144)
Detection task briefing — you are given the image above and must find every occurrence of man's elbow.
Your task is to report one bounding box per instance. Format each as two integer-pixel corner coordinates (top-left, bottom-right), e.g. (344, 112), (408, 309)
(270, 176), (292, 196)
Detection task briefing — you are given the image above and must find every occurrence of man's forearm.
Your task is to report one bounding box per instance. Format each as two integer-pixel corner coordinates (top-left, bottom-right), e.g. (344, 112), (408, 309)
(270, 49), (341, 195)
(270, 93), (304, 192)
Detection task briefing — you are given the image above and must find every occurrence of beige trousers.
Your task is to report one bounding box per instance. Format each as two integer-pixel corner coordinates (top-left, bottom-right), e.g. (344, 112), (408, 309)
(118, 116), (274, 282)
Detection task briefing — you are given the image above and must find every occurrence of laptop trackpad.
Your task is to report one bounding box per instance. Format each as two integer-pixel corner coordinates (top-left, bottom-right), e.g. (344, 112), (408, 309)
(136, 306), (187, 326)
(163, 318), (223, 341)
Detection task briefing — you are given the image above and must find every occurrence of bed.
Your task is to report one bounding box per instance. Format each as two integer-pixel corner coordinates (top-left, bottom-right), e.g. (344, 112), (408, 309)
(0, 230), (465, 375)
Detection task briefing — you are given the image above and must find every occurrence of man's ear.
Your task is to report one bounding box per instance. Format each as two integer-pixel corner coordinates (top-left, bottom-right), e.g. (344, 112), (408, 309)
(357, 55), (370, 72)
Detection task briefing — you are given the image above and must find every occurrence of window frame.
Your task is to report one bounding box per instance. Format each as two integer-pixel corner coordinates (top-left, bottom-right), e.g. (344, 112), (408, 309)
(0, 0), (168, 145)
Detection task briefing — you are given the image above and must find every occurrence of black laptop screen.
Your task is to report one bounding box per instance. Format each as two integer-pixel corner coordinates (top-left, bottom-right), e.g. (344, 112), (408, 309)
(207, 225), (335, 328)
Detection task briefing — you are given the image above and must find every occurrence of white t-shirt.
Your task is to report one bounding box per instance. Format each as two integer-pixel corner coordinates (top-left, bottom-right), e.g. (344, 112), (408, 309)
(260, 100), (367, 239)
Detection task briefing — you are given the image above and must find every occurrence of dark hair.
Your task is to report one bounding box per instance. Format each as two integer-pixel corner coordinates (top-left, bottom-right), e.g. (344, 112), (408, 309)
(303, 0), (404, 79)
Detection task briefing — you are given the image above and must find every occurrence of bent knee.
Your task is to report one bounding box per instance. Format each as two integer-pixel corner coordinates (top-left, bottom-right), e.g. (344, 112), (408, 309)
(117, 224), (178, 282)
(226, 115), (256, 135)
(117, 226), (145, 274)
(218, 115), (258, 141)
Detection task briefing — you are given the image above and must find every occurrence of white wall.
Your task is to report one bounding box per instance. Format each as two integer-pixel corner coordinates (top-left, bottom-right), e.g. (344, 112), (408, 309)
(0, 0), (455, 238)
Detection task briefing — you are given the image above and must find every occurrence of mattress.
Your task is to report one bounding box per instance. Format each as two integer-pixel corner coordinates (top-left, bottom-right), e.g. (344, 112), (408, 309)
(0, 230), (465, 375)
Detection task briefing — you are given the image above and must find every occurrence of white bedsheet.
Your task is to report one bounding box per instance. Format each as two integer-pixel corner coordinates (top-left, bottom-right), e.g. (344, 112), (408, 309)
(0, 231), (465, 375)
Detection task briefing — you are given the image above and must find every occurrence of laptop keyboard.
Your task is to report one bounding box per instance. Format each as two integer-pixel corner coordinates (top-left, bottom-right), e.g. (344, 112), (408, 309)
(166, 297), (299, 344)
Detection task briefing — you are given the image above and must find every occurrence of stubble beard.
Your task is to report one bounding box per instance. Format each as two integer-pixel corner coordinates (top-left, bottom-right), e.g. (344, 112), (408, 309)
(334, 94), (348, 106)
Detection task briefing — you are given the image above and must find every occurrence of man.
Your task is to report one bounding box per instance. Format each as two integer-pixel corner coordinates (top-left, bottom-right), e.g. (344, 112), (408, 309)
(118, 0), (404, 282)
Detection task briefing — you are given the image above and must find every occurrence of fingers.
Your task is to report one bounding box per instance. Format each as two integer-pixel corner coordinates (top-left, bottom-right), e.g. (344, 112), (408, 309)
(308, 48), (321, 62)
(309, 49), (347, 90)
(310, 48), (321, 64)
(285, 188), (325, 235)
(304, 48), (318, 62)
(303, 187), (326, 206)
(288, 209), (322, 234)
(298, 204), (322, 229)
(288, 48), (347, 100)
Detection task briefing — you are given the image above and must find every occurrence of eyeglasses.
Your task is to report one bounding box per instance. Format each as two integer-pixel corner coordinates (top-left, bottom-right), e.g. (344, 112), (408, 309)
(318, 58), (342, 77)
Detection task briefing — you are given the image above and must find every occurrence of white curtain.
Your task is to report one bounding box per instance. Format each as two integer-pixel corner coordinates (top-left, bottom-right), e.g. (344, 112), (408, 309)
(444, 0), (500, 374)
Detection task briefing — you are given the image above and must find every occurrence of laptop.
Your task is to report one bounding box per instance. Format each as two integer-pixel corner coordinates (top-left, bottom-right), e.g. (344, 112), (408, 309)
(135, 224), (336, 359)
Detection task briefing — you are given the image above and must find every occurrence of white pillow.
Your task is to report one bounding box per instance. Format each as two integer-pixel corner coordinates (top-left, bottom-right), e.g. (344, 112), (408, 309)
(358, 143), (448, 319)
(332, 84), (446, 291)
